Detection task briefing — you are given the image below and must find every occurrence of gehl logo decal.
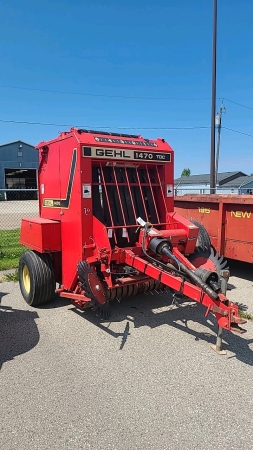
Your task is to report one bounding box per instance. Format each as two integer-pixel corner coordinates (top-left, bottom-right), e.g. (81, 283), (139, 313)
(43, 149), (77, 208)
(83, 146), (171, 162)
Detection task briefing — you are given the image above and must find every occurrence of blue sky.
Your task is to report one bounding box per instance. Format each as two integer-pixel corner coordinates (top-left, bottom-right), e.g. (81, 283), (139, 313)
(0, 0), (253, 177)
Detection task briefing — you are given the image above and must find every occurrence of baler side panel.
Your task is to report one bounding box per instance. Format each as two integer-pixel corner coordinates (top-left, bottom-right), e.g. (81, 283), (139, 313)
(59, 143), (84, 290)
(38, 140), (62, 219)
(39, 138), (84, 290)
(80, 157), (94, 255)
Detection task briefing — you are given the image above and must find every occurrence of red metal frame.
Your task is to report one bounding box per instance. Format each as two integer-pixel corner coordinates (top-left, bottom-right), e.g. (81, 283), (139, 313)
(123, 249), (244, 333)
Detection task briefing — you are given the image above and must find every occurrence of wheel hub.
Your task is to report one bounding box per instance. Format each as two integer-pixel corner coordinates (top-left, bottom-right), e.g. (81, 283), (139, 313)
(22, 264), (31, 293)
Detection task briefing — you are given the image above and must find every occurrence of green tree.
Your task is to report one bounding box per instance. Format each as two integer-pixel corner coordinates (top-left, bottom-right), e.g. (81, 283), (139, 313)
(181, 168), (191, 177)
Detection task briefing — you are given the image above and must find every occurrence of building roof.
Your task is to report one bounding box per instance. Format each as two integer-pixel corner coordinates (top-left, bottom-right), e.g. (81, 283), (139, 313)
(0, 140), (34, 149)
(221, 175), (253, 188)
(175, 171), (247, 186)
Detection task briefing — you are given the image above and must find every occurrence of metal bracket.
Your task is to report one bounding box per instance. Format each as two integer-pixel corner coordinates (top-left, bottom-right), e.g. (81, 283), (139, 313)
(210, 269), (230, 355)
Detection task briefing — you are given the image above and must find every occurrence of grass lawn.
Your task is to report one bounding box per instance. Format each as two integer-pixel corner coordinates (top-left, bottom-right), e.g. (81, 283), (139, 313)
(0, 229), (27, 270)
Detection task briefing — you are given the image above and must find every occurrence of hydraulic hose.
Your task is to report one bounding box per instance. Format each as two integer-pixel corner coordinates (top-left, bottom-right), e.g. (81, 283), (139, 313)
(148, 235), (218, 300)
(141, 224), (190, 281)
(139, 221), (219, 301)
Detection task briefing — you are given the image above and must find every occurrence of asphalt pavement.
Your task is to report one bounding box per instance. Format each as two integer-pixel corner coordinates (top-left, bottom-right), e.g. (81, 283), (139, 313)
(1, 263), (253, 450)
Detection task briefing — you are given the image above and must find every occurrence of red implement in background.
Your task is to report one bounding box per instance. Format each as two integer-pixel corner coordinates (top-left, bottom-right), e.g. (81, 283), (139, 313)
(174, 194), (253, 264)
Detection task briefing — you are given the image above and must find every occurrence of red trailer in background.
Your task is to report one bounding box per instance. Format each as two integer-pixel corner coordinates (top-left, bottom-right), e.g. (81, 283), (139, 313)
(174, 195), (253, 264)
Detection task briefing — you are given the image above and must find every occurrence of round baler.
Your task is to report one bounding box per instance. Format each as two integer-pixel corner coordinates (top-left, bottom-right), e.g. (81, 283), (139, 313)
(18, 128), (246, 343)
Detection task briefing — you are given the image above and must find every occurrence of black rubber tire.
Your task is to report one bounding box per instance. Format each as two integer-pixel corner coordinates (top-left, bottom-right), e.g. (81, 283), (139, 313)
(191, 219), (211, 251)
(19, 250), (56, 306)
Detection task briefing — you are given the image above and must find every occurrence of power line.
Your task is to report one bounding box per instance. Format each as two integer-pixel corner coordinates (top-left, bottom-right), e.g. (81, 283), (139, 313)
(1, 117), (253, 138)
(223, 98), (253, 112)
(223, 126), (253, 138)
(1, 83), (253, 112)
(1, 117), (253, 137)
(0, 83), (211, 101)
(0, 118), (210, 130)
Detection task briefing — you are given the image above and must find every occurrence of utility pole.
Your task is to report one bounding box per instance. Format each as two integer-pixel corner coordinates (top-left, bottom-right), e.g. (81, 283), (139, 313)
(210, 0), (217, 194)
(215, 103), (226, 186)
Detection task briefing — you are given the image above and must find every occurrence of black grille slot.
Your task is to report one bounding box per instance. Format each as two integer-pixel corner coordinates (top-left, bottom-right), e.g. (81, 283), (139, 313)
(92, 164), (167, 246)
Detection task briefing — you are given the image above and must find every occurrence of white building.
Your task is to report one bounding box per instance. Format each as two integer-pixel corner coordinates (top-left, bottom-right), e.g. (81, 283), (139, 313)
(174, 171), (247, 195)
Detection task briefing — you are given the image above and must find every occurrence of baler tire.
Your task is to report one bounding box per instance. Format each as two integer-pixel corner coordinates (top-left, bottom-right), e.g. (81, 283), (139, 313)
(19, 251), (56, 306)
(191, 219), (211, 251)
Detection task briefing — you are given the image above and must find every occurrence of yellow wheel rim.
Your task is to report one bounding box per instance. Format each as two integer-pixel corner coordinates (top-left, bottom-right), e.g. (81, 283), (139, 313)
(22, 265), (31, 293)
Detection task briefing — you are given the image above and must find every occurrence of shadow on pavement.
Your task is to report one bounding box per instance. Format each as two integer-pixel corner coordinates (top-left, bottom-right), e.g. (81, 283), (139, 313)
(38, 294), (70, 309)
(0, 296), (40, 370)
(72, 291), (253, 366)
(228, 259), (253, 282)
